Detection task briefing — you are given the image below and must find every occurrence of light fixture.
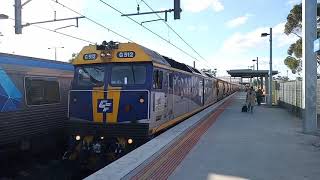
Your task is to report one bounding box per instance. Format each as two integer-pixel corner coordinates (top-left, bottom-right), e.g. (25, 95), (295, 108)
(0, 14), (9, 19)
(76, 135), (81, 141)
(139, 98), (145, 103)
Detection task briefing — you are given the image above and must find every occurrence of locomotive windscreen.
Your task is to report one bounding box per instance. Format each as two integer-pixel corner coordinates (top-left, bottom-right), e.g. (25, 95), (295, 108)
(110, 64), (146, 85)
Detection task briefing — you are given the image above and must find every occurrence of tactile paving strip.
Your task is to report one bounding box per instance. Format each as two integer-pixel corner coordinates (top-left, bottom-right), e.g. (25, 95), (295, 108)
(131, 97), (234, 180)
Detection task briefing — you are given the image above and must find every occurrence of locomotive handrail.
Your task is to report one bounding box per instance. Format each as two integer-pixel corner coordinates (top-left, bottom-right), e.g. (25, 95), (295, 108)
(67, 89), (151, 120)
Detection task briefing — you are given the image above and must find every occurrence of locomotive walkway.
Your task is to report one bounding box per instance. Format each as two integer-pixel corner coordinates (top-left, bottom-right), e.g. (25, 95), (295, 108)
(86, 92), (320, 180)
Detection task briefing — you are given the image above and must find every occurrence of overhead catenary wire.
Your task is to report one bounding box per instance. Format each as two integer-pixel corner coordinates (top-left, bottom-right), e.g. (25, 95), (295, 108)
(98, 0), (209, 68)
(141, 0), (214, 69)
(51, 0), (134, 43)
(33, 24), (95, 44)
(50, 0), (211, 69)
(8, 17), (95, 44)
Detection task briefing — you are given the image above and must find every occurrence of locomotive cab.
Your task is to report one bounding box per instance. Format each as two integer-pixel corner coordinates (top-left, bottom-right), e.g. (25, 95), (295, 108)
(69, 62), (152, 124)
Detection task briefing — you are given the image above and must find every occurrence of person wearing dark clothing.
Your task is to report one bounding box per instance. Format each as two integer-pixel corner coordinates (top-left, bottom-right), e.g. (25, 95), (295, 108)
(256, 88), (263, 106)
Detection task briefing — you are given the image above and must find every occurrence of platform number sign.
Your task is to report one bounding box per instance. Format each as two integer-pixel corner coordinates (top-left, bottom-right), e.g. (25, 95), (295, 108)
(98, 99), (113, 113)
(117, 51), (135, 58)
(83, 53), (97, 60)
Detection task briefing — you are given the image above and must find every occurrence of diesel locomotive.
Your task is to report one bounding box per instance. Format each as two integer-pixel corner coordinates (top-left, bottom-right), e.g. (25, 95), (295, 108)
(64, 41), (239, 161)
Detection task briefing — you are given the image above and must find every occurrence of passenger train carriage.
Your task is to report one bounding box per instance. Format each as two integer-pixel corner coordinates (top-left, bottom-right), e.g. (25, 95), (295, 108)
(0, 53), (73, 154)
(66, 41), (238, 160)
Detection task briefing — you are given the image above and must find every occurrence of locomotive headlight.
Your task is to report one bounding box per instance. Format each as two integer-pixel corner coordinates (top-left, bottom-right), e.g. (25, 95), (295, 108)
(128, 138), (133, 144)
(101, 51), (112, 59)
(100, 136), (104, 140)
(75, 135), (81, 141)
(139, 98), (145, 103)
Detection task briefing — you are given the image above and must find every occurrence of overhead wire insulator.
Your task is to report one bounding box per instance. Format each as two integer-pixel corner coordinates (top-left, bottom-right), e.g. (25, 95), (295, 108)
(137, 4), (140, 14)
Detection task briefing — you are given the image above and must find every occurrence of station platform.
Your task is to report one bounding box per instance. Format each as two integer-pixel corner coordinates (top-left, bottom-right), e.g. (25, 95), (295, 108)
(87, 92), (320, 180)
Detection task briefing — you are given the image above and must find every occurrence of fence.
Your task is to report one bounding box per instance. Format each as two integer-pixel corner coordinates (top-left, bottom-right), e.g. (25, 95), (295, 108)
(274, 80), (320, 117)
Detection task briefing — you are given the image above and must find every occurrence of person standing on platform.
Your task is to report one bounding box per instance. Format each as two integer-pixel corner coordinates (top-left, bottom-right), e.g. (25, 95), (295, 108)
(256, 88), (263, 106)
(246, 87), (256, 113)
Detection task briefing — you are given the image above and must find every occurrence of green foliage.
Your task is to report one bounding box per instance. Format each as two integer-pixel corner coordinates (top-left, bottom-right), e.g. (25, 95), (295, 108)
(284, 4), (302, 37)
(284, 3), (320, 73)
(69, 53), (78, 63)
(284, 3), (320, 37)
(287, 38), (302, 58)
(284, 56), (301, 74)
(273, 75), (289, 82)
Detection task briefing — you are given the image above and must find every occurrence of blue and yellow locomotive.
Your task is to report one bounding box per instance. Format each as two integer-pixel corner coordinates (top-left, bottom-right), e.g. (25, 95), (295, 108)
(65, 41), (238, 161)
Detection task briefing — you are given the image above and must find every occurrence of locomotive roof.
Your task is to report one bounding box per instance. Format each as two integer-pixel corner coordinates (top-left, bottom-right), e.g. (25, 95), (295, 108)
(72, 42), (170, 66)
(162, 56), (193, 73)
(73, 41), (210, 77)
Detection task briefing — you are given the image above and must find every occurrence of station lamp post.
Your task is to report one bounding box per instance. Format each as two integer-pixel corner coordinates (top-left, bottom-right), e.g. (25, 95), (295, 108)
(252, 57), (259, 87)
(48, 46), (64, 61)
(252, 57), (258, 71)
(261, 28), (273, 106)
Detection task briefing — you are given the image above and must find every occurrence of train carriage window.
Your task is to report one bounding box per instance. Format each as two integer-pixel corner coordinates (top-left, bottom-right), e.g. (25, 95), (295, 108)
(25, 78), (60, 105)
(153, 70), (163, 89)
(169, 73), (173, 88)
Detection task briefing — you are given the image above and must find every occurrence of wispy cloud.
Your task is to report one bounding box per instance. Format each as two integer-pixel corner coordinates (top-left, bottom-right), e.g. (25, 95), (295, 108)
(221, 22), (298, 53)
(226, 14), (252, 28)
(183, 0), (224, 13)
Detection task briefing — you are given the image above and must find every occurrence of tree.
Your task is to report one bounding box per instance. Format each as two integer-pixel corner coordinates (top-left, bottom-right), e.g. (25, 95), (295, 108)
(69, 53), (78, 63)
(274, 75), (289, 82)
(283, 3), (320, 74)
(201, 68), (217, 77)
(284, 56), (301, 74)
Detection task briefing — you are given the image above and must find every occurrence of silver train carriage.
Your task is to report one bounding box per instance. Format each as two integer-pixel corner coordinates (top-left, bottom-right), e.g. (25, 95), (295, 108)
(0, 53), (73, 155)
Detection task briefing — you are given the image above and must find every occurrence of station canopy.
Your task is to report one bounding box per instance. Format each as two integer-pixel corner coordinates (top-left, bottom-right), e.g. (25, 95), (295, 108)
(227, 69), (278, 78)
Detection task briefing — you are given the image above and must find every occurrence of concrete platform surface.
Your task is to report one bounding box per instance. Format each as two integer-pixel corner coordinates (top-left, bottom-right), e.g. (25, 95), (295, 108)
(85, 93), (235, 180)
(169, 92), (320, 180)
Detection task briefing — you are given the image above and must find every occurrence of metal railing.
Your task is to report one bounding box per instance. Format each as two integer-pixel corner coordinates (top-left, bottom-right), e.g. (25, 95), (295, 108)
(274, 80), (320, 115)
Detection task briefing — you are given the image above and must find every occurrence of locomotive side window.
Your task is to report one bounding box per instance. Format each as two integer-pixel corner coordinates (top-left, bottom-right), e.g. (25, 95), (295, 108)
(153, 70), (163, 89)
(169, 73), (173, 89)
(77, 66), (104, 87)
(25, 78), (60, 105)
(111, 65), (146, 85)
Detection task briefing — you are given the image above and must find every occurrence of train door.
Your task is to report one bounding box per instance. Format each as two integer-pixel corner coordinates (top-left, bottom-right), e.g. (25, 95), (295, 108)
(152, 68), (166, 124)
(159, 69), (170, 122)
(197, 77), (204, 107)
(173, 73), (188, 118)
(166, 72), (174, 120)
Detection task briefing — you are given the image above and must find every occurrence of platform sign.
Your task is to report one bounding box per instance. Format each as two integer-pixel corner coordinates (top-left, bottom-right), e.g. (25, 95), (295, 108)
(314, 38), (320, 53)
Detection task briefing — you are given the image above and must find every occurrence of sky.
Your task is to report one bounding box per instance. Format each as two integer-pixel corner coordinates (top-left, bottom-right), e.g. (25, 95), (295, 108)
(0, 0), (301, 78)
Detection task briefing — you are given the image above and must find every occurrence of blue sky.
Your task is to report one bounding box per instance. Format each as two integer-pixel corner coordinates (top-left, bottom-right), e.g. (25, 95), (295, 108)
(0, 0), (301, 77)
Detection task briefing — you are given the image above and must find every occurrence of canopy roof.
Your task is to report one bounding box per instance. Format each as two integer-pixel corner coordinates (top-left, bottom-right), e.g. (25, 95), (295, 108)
(227, 69), (278, 78)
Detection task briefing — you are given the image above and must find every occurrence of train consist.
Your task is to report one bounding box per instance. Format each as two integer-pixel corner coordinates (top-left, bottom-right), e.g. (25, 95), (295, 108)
(0, 53), (73, 154)
(64, 41), (239, 161)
